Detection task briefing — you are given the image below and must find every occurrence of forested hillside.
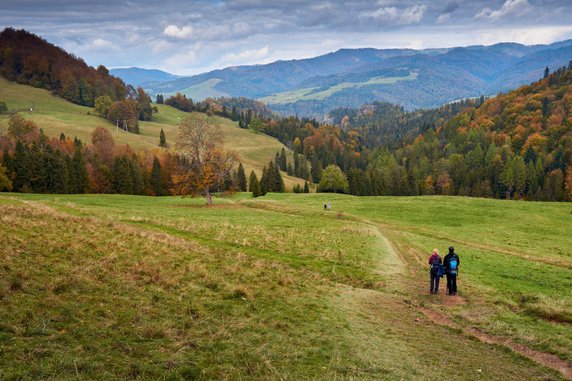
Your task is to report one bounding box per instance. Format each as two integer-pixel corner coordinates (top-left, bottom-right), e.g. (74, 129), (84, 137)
(353, 63), (572, 200)
(0, 28), (126, 107)
(0, 28), (154, 133)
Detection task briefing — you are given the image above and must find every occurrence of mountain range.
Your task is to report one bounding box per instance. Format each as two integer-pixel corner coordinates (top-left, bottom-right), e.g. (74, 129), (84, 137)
(114, 41), (572, 117)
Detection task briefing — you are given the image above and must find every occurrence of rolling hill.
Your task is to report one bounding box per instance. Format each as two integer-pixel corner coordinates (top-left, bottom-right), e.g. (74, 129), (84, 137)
(0, 77), (305, 190)
(142, 41), (572, 117)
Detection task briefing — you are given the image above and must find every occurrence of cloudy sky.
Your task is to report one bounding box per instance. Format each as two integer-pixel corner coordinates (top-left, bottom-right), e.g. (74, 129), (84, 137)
(1, 0), (572, 75)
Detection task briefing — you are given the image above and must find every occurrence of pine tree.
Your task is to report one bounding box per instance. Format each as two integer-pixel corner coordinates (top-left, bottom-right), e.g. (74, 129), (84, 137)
(287, 162), (293, 176)
(159, 128), (166, 147)
(13, 141), (32, 192)
(70, 146), (88, 193)
(252, 178), (262, 197)
(237, 163), (247, 191)
(249, 170), (258, 192)
(303, 180), (309, 193)
(260, 166), (269, 194)
(279, 147), (287, 171)
(111, 156), (133, 194)
(311, 156), (322, 183)
(294, 153), (299, 177)
(544, 66), (550, 79)
(130, 156), (145, 195)
(151, 156), (165, 196)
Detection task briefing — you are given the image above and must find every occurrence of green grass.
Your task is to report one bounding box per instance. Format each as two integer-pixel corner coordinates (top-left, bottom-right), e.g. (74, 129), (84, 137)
(0, 192), (568, 380)
(0, 77), (304, 189)
(259, 72), (418, 104)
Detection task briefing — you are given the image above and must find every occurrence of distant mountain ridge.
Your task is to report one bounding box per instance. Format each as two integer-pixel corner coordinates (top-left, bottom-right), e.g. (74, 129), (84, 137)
(142, 40), (572, 116)
(109, 67), (177, 88)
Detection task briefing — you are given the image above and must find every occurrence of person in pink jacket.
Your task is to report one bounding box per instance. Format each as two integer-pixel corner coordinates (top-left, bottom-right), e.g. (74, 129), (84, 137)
(428, 248), (443, 294)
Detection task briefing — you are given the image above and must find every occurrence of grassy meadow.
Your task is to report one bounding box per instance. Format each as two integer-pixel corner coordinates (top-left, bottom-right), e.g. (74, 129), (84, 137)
(0, 77), (305, 189)
(0, 192), (570, 380)
(259, 72), (418, 104)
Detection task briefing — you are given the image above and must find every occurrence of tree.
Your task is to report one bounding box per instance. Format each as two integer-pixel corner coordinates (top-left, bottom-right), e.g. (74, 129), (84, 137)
(303, 180), (310, 193)
(151, 156), (166, 196)
(237, 163), (247, 191)
(172, 116), (239, 205)
(249, 170), (258, 192)
(70, 145), (88, 193)
(565, 166), (572, 201)
(544, 66), (550, 79)
(159, 128), (167, 147)
(279, 147), (287, 171)
(136, 87), (153, 121)
(0, 164), (12, 191)
(94, 95), (113, 117)
(0, 100), (7, 114)
(8, 113), (38, 141)
(107, 101), (139, 134)
(251, 177), (262, 197)
(318, 165), (349, 193)
(91, 127), (115, 164)
(156, 94), (164, 104)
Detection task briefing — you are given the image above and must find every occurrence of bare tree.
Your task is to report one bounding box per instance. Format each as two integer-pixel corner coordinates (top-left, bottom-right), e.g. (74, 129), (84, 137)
(172, 116), (238, 205)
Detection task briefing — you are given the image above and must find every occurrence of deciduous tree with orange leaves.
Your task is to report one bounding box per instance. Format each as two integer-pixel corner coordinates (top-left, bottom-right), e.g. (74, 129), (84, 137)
(172, 116), (238, 205)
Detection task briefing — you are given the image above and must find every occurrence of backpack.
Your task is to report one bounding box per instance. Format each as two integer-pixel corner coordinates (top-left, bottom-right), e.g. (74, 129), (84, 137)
(430, 257), (442, 276)
(449, 257), (458, 275)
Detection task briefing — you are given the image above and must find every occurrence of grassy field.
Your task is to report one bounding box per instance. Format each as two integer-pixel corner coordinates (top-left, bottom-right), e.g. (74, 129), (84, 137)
(0, 192), (570, 380)
(259, 72), (418, 105)
(0, 77), (304, 189)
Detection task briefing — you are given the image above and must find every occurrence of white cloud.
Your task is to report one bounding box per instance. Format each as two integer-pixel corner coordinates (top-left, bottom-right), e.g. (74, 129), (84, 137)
(368, 4), (427, 24)
(436, 13), (450, 24)
(222, 46), (271, 65)
(163, 24), (193, 39)
(475, 0), (532, 21)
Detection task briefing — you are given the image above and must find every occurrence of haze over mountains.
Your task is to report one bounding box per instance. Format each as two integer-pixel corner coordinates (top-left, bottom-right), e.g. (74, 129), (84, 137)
(112, 40), (572, 117)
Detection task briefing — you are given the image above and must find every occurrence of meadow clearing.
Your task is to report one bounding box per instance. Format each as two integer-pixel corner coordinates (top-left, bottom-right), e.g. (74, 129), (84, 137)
(0, 77), (305, 190)
(0, 192), (570, 380)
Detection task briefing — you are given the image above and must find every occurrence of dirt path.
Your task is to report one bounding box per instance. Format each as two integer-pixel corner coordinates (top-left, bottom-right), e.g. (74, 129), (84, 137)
(420, 307), (572, 379)
(356, 216), (572, 380)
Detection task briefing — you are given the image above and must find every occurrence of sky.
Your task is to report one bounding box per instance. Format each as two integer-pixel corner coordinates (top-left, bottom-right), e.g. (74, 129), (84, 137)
(1, 0), (572, 76)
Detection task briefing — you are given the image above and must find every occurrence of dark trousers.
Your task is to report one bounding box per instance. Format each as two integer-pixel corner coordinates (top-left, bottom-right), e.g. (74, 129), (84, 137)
(430, 273), (440, 293)
(446, 274), (457, 294)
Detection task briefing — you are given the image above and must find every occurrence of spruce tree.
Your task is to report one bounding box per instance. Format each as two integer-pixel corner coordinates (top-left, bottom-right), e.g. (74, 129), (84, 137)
(13, 141), (32, 192)
(279, 147), (287, 171)
(237, 163), (247, 191)
(294, 153), (300, 177)
(151, 157), (165, 196)
(304, 180), (310, 193)
(159, 128), (167, 147)
(311, 156), (323, 183)
(287, 162), (293, 176)
(249, 170), (258, 192)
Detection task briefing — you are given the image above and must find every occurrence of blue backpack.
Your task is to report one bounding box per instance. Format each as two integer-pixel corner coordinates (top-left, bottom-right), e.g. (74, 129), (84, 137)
(449, 257), (458, 275)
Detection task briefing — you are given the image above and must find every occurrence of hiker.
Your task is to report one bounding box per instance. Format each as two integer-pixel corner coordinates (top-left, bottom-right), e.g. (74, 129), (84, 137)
(428, 248), (443, 294)
(443, 246), (460, 295)
(324, 203), (327, 211)
(328, 201), (331, 210)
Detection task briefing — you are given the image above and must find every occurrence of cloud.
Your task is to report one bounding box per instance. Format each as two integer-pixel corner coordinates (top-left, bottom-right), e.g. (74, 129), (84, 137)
(163, 24), (193, 39)
(436, 13), (450, 24)
(368, 4), (427, 24)
(221, 46), (270, 65)
(475, 0), (533, 21)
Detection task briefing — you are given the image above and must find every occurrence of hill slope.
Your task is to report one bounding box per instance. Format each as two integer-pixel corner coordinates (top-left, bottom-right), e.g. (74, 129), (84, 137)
(0, 193), (569, 379)
(0, 77), (304, 189)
